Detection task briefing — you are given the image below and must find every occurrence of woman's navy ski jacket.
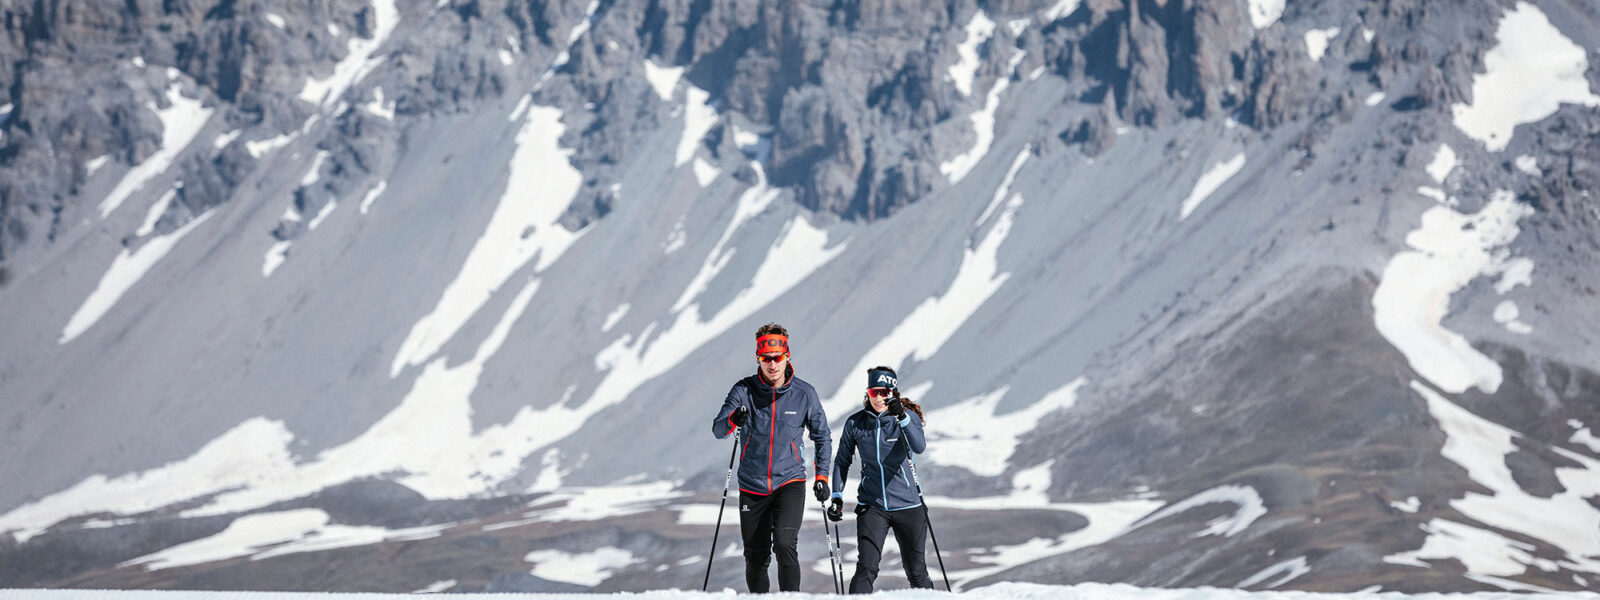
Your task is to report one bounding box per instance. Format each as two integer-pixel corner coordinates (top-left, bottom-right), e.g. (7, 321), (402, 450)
(830, 407), (926, 511)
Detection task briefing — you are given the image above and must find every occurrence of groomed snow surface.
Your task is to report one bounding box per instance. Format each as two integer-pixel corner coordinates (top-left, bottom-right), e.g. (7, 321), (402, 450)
(8, 582), (1593, 599)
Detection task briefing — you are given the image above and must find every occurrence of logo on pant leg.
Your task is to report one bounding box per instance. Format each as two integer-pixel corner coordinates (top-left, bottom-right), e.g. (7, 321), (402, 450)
(741, 504), (751, 512)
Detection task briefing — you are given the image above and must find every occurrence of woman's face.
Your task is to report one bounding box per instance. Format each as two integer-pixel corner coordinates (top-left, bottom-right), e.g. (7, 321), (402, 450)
(866, 387), (891, 412)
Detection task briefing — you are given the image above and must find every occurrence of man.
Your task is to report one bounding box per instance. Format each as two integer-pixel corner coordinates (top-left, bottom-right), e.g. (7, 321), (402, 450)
(712, 323), (832, 592)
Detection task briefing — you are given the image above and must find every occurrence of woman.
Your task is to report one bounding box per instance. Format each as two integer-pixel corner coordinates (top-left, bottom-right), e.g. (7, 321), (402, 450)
(828, 365), (932, 593)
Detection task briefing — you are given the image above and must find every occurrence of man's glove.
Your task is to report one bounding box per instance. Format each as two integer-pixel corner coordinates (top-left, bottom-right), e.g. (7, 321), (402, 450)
(729, 406), (747, 428)
(826, 498), (844, 522)
(813, 479), (829, 502)
(886, 397), (905, 418)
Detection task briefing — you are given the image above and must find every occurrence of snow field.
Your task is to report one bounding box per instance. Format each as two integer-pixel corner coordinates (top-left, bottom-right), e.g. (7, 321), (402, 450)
(1395, 382), (1600, 587)
(389, 104), (584, 376)
(100, 78), (214, 218)
(942, 49), (1026, 184)
(1181, 152), (1246, 220)
(299, 0), (399, 106)
(823, 150), (1025, 417)
(920, 378), (1085, 477)
(1304, 27), (1340, 61)
(1371, 191), (1532, 395)
(1248, 0), (1285, 29)
(58, 211), (216, 344)
(676, 87), (718, 168)
(949, 11), (995, 97)
(1452, 2), (1600, 152)
(644, 60), (684, 101)
(117, 509), (450, 571)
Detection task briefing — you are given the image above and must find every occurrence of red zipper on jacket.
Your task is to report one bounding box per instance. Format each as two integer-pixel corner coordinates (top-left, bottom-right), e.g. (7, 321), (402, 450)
(767, 384), (775, 492)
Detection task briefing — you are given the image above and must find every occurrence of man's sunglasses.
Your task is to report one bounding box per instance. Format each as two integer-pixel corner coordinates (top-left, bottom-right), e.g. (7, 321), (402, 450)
(867, 387), (893, 398)
(759, 353), (788, 363)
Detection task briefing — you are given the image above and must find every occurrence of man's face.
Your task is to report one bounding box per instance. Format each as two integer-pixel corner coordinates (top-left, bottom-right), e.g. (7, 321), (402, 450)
(759, 352), (788, 382)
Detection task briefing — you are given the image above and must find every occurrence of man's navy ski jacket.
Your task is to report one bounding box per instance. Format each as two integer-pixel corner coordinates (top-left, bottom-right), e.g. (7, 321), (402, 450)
(712, 365), (832, 495)
(830, 407), (926, 511)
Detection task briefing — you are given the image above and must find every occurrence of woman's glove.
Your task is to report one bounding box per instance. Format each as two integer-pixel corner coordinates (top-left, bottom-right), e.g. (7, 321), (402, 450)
(886, 398), (905, 418)
(827, 498), (844, 522)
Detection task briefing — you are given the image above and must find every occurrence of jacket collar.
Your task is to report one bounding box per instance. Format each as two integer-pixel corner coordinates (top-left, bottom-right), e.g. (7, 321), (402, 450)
(751, 364), (795, 394)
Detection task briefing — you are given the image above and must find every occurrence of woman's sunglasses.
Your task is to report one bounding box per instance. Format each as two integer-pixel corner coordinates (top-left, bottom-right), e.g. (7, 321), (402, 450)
(867, 387), (893, 398)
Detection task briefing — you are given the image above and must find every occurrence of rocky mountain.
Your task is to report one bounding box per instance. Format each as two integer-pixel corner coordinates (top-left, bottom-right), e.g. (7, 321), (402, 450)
(1, 0), (1599, 593)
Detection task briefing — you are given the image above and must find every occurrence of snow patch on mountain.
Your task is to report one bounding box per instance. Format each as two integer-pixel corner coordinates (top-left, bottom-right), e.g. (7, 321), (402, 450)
(823, 172), (1026, 416)
(1492, 300), (1531, 334)
(1401, 381), (1600, 578)
(488, 482), (686, 530)
(677, 87), (718, 168)
(135, 186), (180, 237)
(100, 78), (213, 218)
(1238, 556), (1310, 589)
(1427, 144), (1457, 183)
(921, 378), (1085, 477)
(644, 60), (684, 101)
(526, 548), (640, 586)
(0, 416), (296, 543)
(1129, 485), (1267, 538)
(299, 0), (399, 106)
(944, 498), (1162, 588)
(590, 209), (846, 434)
(949, 11), (995, 97)
(1248, 0), (1285, 29)
(1571, 421), (1600, 454)
(59, 211), (216, 344)
(1181, 152), (1245, 220)
(359, 181), (387, 215)
(941, 50), (1026, 184)
(119, 509), (449, 571)
(390, 105), (584, 377)
(1451, 2), (1600, 152)
(1304, 27), (1340, 62)
(1372, 191), (1532, 394)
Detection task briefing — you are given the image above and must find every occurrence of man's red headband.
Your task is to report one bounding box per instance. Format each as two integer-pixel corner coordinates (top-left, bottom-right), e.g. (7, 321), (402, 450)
(756, 334), (789, 356)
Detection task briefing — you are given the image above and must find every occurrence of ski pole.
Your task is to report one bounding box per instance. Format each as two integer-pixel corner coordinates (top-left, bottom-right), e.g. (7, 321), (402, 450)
(832, 520), (846, 592)
(817, 499), (843, 593)
(702, 424), (741, 592)
(906, 457), (951, 592)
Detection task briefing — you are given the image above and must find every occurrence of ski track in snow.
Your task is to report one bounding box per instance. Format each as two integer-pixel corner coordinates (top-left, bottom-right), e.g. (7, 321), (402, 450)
(1371, 191), (1532, 394)
(920, 378), (1085, 477)
(1452, 2), (1599, 152)
(1180, 152), (1245, 220)
(299, 0), (399, 107)
(99, 76), (213, 218)
(1391, 382), (1600, 583)
(58, 211), (216, 345)
(390, 104), (585, 377)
